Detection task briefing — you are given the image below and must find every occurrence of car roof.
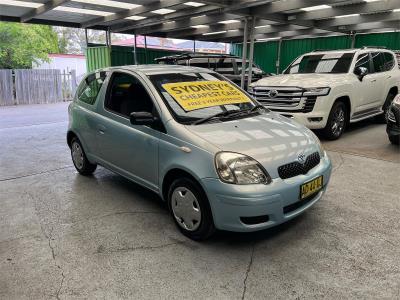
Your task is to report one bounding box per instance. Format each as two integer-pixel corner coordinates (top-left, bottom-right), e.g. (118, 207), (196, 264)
(98, 64), (216, 76)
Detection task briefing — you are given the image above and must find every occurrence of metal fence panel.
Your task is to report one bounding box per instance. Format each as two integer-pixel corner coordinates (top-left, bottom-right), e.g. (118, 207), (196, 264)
(14, 69), (63, 105)
(0, 70), (14, 106)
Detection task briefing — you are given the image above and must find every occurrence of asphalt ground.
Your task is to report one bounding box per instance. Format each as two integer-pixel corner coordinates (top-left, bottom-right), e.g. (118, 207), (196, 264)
(1, 102), (399, 299)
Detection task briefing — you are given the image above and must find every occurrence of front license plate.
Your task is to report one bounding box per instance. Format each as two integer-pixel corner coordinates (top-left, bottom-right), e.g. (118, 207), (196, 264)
(300, 176), (323, 200)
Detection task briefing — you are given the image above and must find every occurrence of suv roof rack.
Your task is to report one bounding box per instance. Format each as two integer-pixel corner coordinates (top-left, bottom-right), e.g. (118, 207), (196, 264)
(361, 46), (387, 49)
(311, 48), (357, 52)
(155, 53), (239, 62)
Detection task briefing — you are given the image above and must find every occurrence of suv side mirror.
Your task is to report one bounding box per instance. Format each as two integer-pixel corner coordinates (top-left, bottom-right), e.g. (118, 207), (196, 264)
(354, 66), (368, 81)
(130, 112), (156, 126)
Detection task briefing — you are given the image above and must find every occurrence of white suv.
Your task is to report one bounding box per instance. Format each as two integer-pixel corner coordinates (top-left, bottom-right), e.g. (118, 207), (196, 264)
(250, 47), (400, 139)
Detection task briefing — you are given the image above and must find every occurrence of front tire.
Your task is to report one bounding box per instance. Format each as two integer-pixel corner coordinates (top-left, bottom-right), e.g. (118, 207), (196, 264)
(70, 137), (97, 175)
(168, 178), (215, 241)
(322, 101), (347, 140)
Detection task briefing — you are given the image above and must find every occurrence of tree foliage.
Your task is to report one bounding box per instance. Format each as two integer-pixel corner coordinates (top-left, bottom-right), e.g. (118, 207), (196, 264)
(0, 22), (59, 69)
(54, 27), (107, 54)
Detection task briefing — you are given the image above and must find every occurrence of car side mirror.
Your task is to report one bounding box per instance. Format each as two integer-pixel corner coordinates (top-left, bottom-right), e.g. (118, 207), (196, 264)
(354, 66), (368, 81)
(130, 112), (156, 126)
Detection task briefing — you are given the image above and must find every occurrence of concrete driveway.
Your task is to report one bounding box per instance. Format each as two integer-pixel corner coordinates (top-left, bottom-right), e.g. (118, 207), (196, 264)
(1, 102), (399, 299)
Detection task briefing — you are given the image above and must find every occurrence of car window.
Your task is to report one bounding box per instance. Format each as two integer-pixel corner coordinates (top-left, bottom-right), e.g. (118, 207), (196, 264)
(105, 72), (154, 118)
(77, 71), (107, 105)
(382, 52), (395, 71)
(188, 58), (209, 68)
(354, 53), (373, 73)
(215, 58), (235, 74)
(285, 52), (354, 74)
(371, 52), (387, 73)
(148, 72), (259, 124)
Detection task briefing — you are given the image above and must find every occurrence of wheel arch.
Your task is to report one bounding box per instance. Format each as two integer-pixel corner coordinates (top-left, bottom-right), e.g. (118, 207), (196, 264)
(161, 168), (204, 203)
(388, 86), (398, 97)
(334, 95), (351, 119)
(66, 130), (78, 148)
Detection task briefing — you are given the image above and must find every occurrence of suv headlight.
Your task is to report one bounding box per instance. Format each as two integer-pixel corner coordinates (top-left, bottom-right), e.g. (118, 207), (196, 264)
(215, 152), (271, 185)
(303, 87), (330, 96)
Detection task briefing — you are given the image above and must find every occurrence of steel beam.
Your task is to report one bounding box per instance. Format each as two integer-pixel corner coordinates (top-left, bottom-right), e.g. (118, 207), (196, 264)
(21, 0), (70, 22)
(293, 0), (400, 21)
(247, 17), (256, 89)
(81, 0), (184, 28)
(240, 18), (248, 89)
(315, 11), (400, 28)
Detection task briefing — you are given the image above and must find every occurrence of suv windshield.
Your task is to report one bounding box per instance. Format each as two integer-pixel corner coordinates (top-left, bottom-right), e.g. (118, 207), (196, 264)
(284, 52), (355, 74)
(148, 72), (264, 124)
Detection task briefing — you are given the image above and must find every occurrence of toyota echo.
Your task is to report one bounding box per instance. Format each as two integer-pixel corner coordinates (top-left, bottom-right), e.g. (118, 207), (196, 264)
(67, 65), (332, 240)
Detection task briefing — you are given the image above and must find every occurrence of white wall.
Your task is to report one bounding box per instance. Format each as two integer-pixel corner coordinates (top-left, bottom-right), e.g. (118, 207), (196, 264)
(34, 55), (87, 78)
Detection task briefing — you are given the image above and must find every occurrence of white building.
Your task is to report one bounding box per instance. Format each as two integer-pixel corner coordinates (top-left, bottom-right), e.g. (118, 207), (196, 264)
(34, 53), (87, 78)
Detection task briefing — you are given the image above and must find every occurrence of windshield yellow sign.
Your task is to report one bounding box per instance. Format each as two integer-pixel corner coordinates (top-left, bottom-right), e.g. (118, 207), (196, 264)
(162, 80), (251, 112)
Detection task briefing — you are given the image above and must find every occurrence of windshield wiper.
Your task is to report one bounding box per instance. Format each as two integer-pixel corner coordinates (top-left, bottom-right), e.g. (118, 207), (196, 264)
(192, 110), (239, 125)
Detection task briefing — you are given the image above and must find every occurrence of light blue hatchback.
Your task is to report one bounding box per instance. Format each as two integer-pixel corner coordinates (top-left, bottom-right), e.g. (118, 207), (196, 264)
(67, 65), (332, 240)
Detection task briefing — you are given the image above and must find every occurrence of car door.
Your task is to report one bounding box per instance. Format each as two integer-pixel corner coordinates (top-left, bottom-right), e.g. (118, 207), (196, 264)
(96, 71), (160, 191)
(74, 71), (108, 157)
(353, 52), (379, 112)
(369, 51), (389, 106)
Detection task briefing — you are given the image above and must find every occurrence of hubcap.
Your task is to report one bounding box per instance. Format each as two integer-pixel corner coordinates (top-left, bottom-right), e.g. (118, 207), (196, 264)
(171, 187), (201, 231)
(71, 142), (84, 170)
(331, 107), (345, 137)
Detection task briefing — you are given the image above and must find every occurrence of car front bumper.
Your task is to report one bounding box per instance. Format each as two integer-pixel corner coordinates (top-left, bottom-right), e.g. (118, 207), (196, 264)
(201, 154), (332, 232)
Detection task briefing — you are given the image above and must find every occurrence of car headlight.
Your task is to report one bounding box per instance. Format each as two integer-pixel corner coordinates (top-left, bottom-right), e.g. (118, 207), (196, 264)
(303, 87), (330, 96)
(309, 131), (325, 158)
(215, 152), (271, 185)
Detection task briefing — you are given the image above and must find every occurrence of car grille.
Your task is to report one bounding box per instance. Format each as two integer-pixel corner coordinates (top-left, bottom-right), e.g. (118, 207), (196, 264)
(278, 152), (321, 179)
(249, 86), (317, 113)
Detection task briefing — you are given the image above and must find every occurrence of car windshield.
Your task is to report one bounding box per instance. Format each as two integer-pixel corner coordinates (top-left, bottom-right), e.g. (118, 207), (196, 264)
(149, 72), (264, 124)
(284, 52), (355, 74)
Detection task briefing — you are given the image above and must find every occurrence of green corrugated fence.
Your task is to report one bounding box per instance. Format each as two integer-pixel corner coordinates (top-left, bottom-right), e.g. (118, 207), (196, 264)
(86, 44), (185, 72)
(231, 32), (400, 74)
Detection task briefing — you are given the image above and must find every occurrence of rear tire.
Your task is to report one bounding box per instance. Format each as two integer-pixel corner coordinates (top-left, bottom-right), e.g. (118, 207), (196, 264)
(322, 101), (348, 140)
(376, 93), (396, 124)
(70, 137), (97, 175)
(168, 177), (215, 241)
(389, 135), (400, 145)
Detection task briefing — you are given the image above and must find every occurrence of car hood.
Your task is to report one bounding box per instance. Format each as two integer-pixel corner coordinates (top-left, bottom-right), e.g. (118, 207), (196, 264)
(253, 73), (349, 88)
(185, 112), (321, 178)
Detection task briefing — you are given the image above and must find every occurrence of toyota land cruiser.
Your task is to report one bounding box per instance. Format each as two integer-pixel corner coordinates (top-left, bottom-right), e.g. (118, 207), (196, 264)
(250, 47), (400, 139)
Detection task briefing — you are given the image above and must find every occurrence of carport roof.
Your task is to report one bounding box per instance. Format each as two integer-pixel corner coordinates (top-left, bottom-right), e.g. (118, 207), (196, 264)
(0, 0), (399, 42)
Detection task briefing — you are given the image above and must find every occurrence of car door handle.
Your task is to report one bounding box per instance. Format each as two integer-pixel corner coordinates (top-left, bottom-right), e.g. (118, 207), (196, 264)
(387, 75), (392, 79)
(98, 124), (106, 134)
(370, 79), (377, 82)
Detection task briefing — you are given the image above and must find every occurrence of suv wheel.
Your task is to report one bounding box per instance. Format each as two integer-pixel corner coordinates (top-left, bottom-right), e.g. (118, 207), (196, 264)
(322, 101), (347, 140)
(70, 137), (97, 175)
(168, 178), (215, 241)
(376, 93), (396, 124)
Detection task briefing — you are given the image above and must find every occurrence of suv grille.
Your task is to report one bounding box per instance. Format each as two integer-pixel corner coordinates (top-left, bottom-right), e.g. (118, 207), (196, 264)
(278, 152), (320, 179)
(250, 86), (317, 113)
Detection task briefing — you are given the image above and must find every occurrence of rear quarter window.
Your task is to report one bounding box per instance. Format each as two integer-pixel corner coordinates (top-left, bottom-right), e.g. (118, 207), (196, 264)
(77, 72), (107, 105)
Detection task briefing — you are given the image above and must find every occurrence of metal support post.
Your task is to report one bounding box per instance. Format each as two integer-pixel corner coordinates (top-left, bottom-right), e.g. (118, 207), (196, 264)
(240, 18), (248, 89)
(247, 17), (256, 89)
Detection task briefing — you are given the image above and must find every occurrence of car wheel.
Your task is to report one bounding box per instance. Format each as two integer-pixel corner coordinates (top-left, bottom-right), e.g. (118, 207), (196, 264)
(70, 137), (97, 175)
(168, 177), (215, 241)
(389, 135), (400, 145)
(376, 93), (396, 124)
(322, 101), (347, 140)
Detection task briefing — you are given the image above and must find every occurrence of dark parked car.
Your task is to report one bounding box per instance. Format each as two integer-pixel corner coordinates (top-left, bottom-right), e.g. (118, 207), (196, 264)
(155, 53), (272, 88)
(387, 94), (400, 145)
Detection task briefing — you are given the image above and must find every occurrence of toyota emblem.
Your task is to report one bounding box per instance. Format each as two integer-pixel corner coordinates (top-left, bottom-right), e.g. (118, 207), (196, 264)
(267, 89), (278, 98)
(297, 153), (306, 164)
